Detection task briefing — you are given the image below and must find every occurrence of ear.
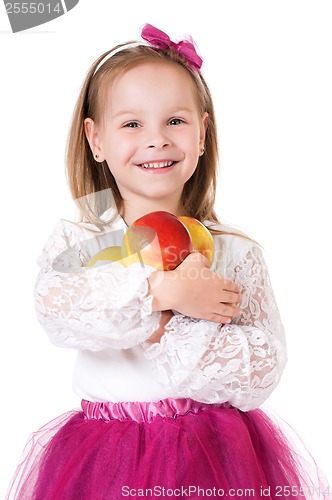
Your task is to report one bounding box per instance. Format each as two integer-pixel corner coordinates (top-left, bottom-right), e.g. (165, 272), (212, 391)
(199, 112), (209, 150)
(84, 118), (105, 162)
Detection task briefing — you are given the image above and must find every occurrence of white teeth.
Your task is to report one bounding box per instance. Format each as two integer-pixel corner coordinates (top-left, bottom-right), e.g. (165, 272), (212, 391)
(141, 161), (174, 169)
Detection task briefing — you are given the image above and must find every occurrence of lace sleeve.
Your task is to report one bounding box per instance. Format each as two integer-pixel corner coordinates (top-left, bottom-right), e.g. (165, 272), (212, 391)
(142, 241), (288, 411)
(34, 219), (161, 351)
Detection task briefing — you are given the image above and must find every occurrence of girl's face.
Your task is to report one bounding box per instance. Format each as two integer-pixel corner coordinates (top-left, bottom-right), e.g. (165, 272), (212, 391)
(85, 61), (208, 219)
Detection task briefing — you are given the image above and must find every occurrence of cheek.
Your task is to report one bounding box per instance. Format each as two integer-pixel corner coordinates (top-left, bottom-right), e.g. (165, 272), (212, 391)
(183, 130), (201, 156)
(105, 134), (137, 161)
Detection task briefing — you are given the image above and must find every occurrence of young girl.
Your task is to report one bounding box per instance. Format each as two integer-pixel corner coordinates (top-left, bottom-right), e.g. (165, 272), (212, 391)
(7, 24), (330, 499)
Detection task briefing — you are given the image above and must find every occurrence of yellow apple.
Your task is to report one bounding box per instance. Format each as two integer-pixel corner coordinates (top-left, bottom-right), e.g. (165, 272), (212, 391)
(86, 246), (140, 268)
(178, 216), (214, 267)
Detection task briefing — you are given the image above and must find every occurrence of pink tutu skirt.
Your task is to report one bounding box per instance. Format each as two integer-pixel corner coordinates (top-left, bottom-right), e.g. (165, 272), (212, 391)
(6, 398), (330, 499)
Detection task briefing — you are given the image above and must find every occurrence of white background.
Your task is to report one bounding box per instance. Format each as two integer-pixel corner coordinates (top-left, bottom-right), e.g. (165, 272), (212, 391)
(0, 0), (331, 496)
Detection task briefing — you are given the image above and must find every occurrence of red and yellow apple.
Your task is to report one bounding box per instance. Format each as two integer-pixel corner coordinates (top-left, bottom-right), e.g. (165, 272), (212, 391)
(178, 216), (214, 266)
(122, 211), (192, 271)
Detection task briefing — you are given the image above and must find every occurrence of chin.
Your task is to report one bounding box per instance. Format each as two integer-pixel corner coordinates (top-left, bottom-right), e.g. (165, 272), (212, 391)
(142, 188), (180, 199)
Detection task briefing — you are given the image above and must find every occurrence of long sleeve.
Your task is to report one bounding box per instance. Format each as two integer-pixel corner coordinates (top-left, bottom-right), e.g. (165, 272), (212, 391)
(141, 238), (287, 411)
(34, 219), (161, 351)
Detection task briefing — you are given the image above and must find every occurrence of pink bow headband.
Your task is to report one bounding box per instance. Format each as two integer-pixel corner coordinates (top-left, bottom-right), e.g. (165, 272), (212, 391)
(93, 24), (203, 76)
(140, 24), (203, 72)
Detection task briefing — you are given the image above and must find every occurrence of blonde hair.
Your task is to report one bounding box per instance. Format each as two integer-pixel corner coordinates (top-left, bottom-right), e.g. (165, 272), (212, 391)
(66, 41), (259, 246)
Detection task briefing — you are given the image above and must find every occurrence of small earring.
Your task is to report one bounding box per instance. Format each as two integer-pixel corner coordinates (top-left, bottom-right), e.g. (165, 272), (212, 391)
(200, 148), (205, 155)
(95, 154), (99, 159)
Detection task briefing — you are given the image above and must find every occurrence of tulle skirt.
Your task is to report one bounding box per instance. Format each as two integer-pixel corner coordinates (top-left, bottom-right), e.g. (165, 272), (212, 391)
(6, 398), (331, 499)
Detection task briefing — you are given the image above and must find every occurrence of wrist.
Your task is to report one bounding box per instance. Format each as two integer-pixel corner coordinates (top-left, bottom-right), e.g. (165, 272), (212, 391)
(147, 270), (175, 311)
(146, 309), (174, 343)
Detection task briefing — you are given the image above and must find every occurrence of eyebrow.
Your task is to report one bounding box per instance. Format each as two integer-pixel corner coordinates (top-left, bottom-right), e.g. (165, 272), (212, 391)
(171, 107), (195, 114)
(112, 107), (194, 119)
(112, 110), (142, 119)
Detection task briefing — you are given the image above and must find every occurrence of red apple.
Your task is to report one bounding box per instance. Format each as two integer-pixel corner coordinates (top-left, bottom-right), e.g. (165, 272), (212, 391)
(122, 211), (193, 271)
(178, 216), (214, 267)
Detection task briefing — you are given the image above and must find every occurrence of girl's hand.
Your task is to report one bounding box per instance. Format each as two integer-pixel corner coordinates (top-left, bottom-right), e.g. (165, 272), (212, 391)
(147, 309), (174, 344)
(148, 252), (242, 324)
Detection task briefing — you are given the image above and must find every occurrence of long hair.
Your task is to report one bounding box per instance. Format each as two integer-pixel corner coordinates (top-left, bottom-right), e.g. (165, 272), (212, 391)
(66, 42), (259, 245)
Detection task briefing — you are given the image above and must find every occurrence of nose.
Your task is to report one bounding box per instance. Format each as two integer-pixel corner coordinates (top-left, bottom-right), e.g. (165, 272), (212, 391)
(147, 142), (169, 149)
(145, 126), (171, 149)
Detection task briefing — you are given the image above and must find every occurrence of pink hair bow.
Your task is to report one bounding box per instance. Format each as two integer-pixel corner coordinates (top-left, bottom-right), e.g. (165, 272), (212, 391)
(140, 23), (203, 73)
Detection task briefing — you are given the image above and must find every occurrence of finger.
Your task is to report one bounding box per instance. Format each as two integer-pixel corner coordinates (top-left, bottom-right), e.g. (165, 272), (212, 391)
(207, 313), (234, 324)
(218, 304), (241, 317)
(221, 291), (242, 304)
(219, 277), (242, 293)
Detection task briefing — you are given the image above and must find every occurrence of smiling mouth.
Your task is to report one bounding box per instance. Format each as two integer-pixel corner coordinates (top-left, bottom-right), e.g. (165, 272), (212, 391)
(138, 161), (176, 169)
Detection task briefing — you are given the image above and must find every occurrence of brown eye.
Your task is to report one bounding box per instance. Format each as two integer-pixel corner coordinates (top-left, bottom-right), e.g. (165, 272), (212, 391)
(124, 122), (140, 128)
(168, 118), (184, 125)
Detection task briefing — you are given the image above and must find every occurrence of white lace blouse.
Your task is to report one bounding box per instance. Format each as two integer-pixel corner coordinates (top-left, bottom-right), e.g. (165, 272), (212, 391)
(34, 210), (287, 411)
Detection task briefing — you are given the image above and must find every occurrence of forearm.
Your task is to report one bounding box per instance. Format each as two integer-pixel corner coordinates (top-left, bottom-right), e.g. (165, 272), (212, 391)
(35, 263), (161, 351)
(35, 219), (163, 351)
(143, 319), (287, 410)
